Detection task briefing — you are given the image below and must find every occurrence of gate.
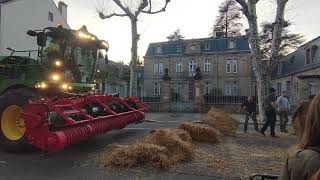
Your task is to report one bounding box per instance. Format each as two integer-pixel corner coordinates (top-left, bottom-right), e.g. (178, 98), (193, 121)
(170, 81), (195, 112)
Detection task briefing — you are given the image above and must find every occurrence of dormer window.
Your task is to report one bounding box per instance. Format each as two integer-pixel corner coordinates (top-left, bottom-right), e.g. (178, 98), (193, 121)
(156, 46), (162, 54)
(205, 43), (210, 50)
(177, 45), (183, 53)
(305, 48), (311, 64)
(190, 45), (196, 51)
(228, 40), (236, 49)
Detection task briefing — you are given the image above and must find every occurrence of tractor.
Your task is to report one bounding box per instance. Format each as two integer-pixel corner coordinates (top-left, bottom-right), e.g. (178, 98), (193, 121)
(0, 25), (147, 153)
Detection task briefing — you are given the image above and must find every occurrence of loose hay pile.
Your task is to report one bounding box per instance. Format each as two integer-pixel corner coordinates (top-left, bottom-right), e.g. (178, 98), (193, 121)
(103, 143), (170, 170)
(143, 129), (194, 163)
(204, 107), (240, 136)
(178, 122), (219, 144)
(103, 129), (194, 170)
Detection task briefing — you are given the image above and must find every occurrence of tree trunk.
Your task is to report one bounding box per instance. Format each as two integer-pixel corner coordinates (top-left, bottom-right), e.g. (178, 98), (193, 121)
(129, 18), (138, 96)
(256, 72), (272, 121)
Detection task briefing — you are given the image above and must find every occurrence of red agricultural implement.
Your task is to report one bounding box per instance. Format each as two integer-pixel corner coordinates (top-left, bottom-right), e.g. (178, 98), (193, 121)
(21, 95), (147, 153)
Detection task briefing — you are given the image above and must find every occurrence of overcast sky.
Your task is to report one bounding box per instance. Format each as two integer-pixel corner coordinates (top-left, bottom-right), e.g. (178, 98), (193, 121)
(54, 0), (319, 64)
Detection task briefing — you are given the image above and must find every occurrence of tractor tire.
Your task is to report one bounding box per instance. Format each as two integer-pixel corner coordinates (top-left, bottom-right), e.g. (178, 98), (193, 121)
(0, 88), (37, 152)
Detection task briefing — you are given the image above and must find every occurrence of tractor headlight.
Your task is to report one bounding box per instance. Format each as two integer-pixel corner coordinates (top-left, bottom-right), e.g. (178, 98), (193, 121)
(51, 74), (61, 81)
(55, 60), (62, 67)
(35, 82), (47, 89)
(61, 83), (68, 90)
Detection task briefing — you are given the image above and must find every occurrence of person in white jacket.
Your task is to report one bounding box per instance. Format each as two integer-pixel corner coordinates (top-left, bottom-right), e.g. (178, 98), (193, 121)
(276, 90), (291, 133)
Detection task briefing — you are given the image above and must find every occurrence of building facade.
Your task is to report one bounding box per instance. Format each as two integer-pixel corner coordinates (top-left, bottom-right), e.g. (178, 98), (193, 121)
(95, 59), (129, 97)
(272, 36), (320, 105)
(144, 36), (253, 101)
(0, 0), (69, 58)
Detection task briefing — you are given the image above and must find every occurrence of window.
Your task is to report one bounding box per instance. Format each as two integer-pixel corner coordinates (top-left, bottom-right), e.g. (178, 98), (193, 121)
(204, 43), (210, 50)
(277, 83), (282, 94)
(277, 62), (282, 75)
(156, 46), (162, 54)
(176, 83), (183, 94)
(226, 60), (231, 73)
(159, 63), (163, 75)
(153, 63), (158, 74)
(233, 82), (238, 95)
(226, 59), (238, 73)
(177, 45), (183, 53)
(48, 12), (53, 22)
(153, 83), (161, 95)
(204, 82), (209, 95)
(204, 59), (210, 73)
(153, 63), (163, 75)
(305, 48), (311, 64)
(232, 60), (238, 73)
(228, 40), (236, 49)
(189, 60), (197, 76)
(190, 45), (196, 51)
(176, 62), (182, 73)
(226, 83), (232, 95)
(226, 82), (238, 95)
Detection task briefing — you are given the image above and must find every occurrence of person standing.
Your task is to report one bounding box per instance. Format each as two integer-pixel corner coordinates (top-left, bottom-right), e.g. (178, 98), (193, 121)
(276, 90), (291, 133)
(279, 94), (320, 180)
(260, 88), (278, 137)
(241, 96), (258, 133)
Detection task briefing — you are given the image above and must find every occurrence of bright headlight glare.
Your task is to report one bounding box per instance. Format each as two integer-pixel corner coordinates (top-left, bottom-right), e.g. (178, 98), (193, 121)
(68, 86), (72, 90)
(61, 84), (68, 90)
(51, 74), (60, 81)
(55, 60), (62, 67)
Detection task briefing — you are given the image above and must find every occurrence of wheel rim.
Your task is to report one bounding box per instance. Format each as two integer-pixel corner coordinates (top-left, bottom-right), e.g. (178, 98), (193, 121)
(1, 105), (26, 141)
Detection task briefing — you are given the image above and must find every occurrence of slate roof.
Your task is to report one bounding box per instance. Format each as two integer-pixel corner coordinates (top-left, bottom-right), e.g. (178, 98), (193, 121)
(272, 36), (320, 79)
(145, 36), (250, 57)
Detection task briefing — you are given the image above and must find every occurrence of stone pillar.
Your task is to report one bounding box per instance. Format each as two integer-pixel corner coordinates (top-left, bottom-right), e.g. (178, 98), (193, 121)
(160, 80), (171, 112)
(194, 80), (203, 112)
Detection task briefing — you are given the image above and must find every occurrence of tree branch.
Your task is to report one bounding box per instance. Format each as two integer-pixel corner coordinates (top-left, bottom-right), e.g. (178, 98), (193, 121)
(141, 0), (170, 14)
(235, 0), (250, 18)
(269, 0), (289, 67)
(98, 11), (128, 19)
(113, 0), (134, 17)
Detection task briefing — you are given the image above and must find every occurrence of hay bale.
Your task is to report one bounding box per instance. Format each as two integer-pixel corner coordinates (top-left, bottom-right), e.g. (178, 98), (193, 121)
(204, 107), (240, 136)
(104, 143), (170, 170)
(178, 122), (219, 144)
(143, 129), (194, 163)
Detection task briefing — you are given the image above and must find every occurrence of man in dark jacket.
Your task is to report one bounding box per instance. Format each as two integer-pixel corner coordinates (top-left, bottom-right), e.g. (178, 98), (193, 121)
(260, 88), (278, 137)
(241, 96), (258, 133)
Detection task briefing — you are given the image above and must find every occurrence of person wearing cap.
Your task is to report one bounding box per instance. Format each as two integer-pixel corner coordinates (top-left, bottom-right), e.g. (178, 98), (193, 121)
(260, 88), (278, 137)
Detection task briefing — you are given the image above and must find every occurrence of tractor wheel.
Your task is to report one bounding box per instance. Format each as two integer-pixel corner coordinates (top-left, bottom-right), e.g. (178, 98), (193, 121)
(0, 88), (37, 152)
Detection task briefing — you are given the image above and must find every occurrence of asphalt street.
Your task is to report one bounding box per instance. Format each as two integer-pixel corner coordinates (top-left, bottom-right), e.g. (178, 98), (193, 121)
(0, 113), (291, 180)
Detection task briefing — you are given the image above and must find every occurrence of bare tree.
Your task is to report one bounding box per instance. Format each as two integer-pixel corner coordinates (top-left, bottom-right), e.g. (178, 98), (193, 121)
(98, 0), (170, 96)
(235, 0), (289, 121)
(167, 29), (185, 41)
(211, 0), (244, 37)
(260, 21), (304, 60)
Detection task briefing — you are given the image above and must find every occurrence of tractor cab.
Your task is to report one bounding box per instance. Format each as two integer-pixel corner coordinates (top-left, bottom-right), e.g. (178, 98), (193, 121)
(28, 25), (109, 93)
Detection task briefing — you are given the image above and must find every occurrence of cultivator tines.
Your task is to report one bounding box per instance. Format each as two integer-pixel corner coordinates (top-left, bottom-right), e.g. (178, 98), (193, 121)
(21, 94), (147, 152)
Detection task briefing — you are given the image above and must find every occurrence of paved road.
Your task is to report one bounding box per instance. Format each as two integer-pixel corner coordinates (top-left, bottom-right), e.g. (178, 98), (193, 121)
(0, 113), (291, 180)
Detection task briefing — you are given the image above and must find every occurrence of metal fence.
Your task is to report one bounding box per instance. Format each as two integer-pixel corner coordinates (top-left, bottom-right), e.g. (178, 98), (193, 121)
(203, 96), (253, 104)
(139, 96), (161, 102)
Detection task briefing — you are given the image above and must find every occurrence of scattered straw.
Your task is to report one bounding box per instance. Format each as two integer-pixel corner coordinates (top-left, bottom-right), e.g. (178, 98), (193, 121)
(143, 129), (194, 163)
(103, 128), (194, 170)
(178, 122), (219, 144)
(204, 107), (240, 136)
(103, 143), (170, 170)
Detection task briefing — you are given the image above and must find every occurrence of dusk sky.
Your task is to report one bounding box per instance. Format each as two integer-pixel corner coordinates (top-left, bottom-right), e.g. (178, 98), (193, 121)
(54, 0), (319, 64)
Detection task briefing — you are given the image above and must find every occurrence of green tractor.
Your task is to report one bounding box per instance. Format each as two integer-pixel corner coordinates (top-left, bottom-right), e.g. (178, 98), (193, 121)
(0, 25), (146, 152)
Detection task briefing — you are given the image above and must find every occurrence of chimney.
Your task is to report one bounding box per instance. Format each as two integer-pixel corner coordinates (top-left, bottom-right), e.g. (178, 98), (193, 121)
(245, 29), (249, 37)
(58, 1), (68, 23)
(211, 30), (217, 38)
